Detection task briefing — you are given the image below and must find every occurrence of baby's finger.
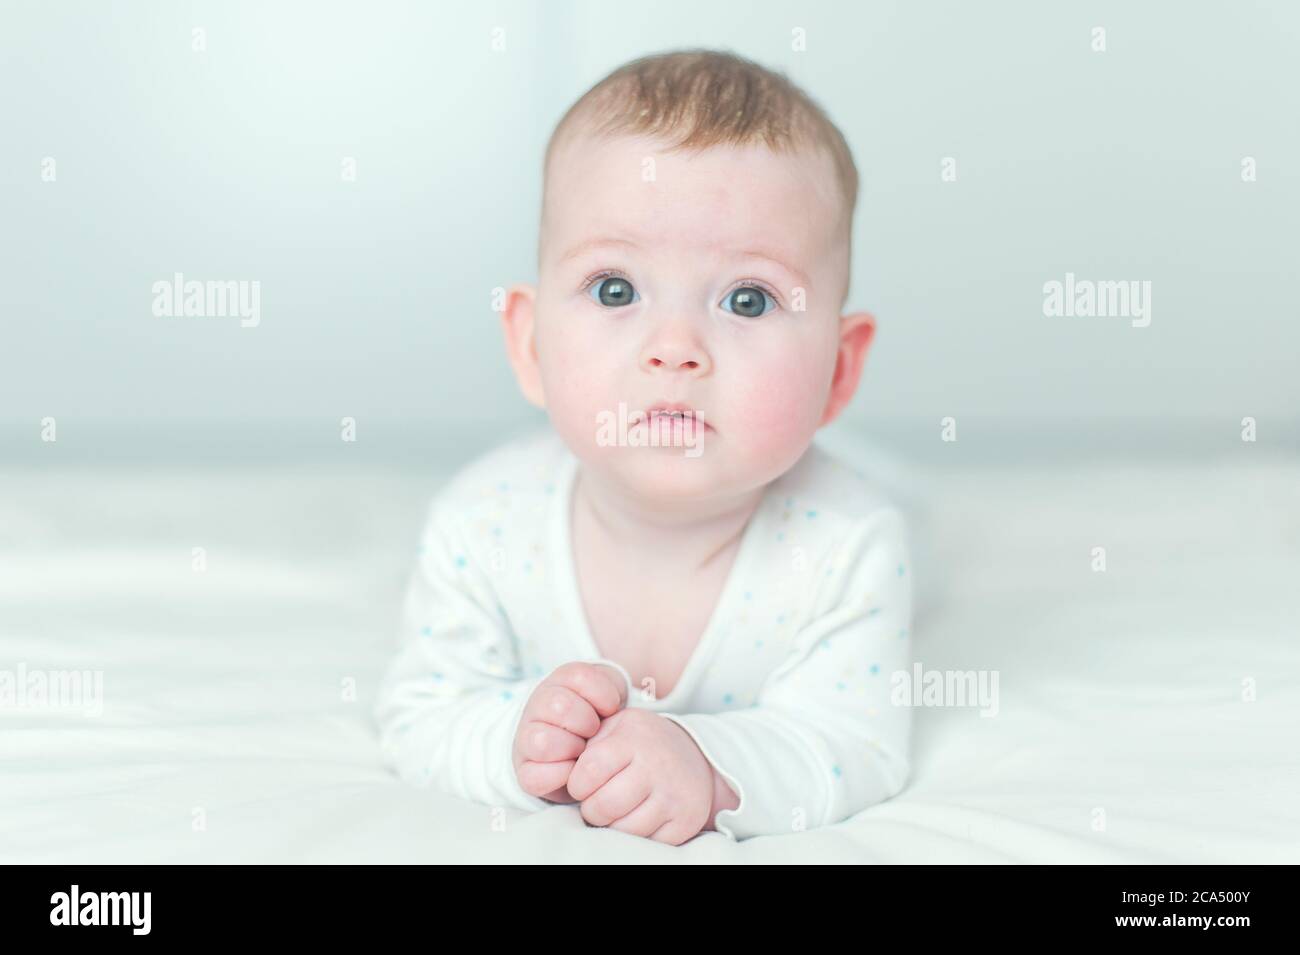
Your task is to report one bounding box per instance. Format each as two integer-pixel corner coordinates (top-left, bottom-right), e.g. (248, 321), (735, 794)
(646, 817), (700, 847)
(519, 720), (586, 763)
(516, 758), (577, 799)
(578, 763), (647, 828)
(607, 795), (669, 839)
(566, 738), (633, 803)
(547, 662), (627, 719)
(526, 684), (601, 738)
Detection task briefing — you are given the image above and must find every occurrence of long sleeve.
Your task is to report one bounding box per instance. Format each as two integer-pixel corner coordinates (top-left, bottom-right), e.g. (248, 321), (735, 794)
(659, 508), (914, 841)
(372, 497), (552, 812)
(373, 491), (641, 812)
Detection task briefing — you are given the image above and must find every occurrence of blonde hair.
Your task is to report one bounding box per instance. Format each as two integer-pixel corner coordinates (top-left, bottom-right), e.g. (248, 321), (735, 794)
(542, 48), (858, 235)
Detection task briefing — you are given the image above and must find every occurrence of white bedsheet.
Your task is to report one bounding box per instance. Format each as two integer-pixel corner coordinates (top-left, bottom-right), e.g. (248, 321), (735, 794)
(2, 451), (1297, 863)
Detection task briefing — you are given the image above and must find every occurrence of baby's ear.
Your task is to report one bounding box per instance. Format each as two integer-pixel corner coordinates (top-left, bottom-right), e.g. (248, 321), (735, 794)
(818, 310), (876, 427)
(500, 283), (546, 409)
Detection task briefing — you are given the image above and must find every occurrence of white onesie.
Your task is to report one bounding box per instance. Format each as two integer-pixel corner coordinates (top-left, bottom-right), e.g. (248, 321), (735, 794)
(373, 427), (914, 841)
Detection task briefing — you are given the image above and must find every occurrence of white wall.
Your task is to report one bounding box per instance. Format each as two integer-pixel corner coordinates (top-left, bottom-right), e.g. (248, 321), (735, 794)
(3, 0), (1296, 463)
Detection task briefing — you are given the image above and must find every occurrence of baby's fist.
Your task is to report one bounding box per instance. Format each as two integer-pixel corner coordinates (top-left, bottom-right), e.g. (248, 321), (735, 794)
(566, 708), (715, 844)
(512, 662), (628, 803)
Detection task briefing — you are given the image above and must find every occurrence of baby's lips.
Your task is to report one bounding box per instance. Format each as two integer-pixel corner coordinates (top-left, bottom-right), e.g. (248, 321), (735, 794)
(638, 407), (715, 432)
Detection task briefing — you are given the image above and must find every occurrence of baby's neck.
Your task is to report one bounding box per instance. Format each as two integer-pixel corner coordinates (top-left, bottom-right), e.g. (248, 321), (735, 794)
(572, 466), (765, 573)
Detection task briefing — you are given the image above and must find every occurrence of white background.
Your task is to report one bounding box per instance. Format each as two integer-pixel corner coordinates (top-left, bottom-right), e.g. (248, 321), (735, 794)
(3, 0), (1296, 464)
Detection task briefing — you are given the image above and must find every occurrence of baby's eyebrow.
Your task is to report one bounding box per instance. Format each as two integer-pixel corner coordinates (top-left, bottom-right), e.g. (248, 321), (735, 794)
(736, 248), (810, 290)
(558, 236), (640, 264)
(559, 236), (809, 289)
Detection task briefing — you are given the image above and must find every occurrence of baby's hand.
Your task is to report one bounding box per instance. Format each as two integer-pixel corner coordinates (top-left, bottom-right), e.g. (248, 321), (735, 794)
(512, 662), (627, 803)
(565, 708), (715, 845)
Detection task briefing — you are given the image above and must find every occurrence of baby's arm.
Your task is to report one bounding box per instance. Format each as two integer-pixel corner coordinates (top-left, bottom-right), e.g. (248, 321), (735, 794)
(373, 498), (628, 811)
(660, 508), (914, 840)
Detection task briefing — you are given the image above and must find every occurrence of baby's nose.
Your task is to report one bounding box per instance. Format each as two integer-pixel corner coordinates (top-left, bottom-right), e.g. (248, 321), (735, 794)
(640, 335), (711, 376)
(645, 353), (702, 372)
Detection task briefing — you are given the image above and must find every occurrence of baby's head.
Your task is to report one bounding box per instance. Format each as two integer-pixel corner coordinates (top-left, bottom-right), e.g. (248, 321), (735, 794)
(502, 49), (874, 505)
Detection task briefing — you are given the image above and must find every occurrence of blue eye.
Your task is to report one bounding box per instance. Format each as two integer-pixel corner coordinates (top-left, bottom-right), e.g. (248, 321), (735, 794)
(588, 275), (639, 308)
(722, 285), (776, 318)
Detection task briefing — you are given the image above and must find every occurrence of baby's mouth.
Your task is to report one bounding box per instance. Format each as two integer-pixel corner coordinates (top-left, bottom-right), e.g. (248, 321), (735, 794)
(634, 405), (713, 433)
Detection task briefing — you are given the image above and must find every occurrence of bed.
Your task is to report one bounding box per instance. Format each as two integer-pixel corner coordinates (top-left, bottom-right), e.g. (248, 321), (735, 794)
(2, 443), (1297, 863)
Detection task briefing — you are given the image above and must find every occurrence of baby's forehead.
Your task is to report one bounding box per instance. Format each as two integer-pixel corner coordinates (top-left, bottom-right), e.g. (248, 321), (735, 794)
(548, 129), (836, 199)
(543, 131), (844, 264)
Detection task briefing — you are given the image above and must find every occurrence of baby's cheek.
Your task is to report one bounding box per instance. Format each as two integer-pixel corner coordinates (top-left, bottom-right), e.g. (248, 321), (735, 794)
(546, 380), (605, 456)
(727, 359), (826, 468)
(539, 335), (631, 460)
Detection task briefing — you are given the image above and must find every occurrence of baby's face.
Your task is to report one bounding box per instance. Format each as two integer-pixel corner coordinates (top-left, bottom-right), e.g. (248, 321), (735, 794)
(522, 131), (859, 503)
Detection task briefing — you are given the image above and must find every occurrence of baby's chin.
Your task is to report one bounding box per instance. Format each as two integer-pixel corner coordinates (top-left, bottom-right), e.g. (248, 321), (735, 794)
(577, 442), (739, 503)
(612, 451), (807, 513)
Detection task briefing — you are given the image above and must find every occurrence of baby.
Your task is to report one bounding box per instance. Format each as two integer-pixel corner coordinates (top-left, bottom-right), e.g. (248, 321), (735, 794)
(374, 49), (913, 844)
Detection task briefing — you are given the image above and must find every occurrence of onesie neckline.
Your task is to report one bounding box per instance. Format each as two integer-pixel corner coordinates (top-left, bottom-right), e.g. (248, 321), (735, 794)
(549, 448), (774, 711)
